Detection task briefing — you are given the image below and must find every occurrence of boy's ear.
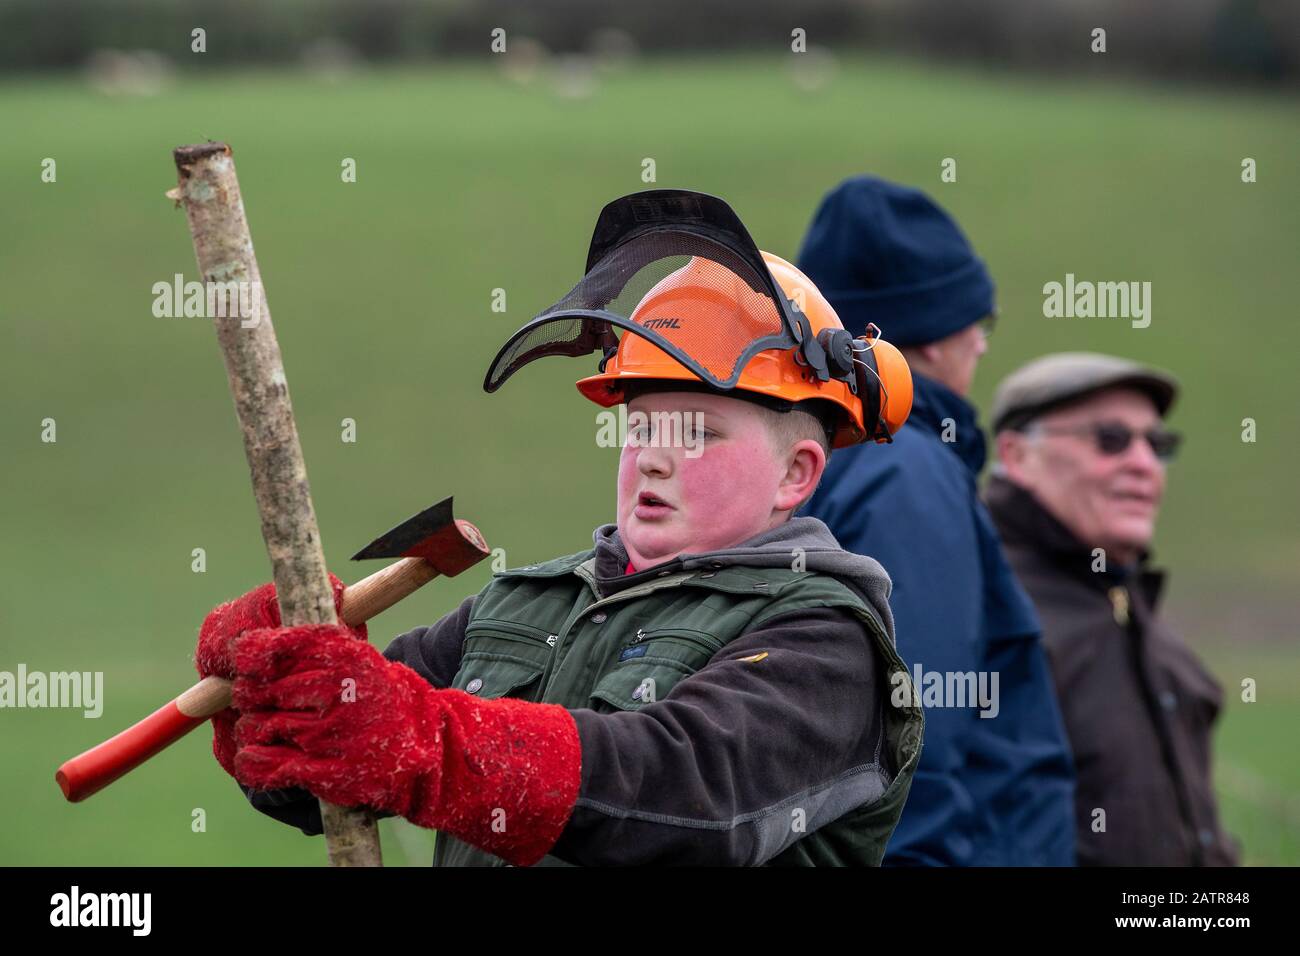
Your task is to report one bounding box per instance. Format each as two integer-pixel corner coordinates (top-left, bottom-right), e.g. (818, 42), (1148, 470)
(775, 440), (827, 513)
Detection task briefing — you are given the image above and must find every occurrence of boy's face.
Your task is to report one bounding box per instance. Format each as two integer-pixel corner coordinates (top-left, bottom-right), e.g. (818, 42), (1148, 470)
(617, 390), (825, 570)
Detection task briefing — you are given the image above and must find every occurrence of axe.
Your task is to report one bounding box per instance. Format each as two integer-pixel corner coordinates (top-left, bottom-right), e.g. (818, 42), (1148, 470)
(55, 497), (489, 805)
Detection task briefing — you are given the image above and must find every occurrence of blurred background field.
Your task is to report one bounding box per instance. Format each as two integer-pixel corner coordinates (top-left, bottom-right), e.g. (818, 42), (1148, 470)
(1, 5), (1297, 865)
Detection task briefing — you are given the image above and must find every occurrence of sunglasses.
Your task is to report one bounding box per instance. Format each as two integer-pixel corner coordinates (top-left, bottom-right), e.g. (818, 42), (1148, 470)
(1031, 421), (1182, 461)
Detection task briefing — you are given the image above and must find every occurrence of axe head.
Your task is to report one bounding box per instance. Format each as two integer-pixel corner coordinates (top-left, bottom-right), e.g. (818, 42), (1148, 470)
(351, 496), (489, 577)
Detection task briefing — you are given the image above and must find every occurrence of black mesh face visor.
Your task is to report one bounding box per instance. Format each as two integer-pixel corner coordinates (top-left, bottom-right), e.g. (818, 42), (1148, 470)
(483, 190), (812, 394)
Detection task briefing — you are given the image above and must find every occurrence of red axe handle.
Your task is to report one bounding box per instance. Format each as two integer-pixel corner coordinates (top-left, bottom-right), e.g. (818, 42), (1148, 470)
(55, 676), (230, 804)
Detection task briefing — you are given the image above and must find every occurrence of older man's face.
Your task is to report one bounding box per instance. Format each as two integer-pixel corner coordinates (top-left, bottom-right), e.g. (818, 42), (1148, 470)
(1000, 388), (1168, 566)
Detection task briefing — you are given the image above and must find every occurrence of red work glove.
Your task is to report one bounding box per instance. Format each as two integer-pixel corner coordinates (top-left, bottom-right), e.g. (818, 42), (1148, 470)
(194, 573), (366, 778)
(230, 624), (582, 867)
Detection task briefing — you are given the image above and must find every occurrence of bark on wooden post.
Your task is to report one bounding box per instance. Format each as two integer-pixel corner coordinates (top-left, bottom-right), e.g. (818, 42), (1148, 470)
(170, 141), (383, 867)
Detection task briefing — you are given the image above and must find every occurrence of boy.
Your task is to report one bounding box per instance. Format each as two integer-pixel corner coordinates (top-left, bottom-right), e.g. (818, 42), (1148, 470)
(195, 190), (923, 866)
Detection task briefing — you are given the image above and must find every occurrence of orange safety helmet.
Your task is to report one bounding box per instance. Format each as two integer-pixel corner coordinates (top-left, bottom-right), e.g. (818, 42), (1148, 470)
(577, 251), (912, 448)
(484, 189), (912, 447)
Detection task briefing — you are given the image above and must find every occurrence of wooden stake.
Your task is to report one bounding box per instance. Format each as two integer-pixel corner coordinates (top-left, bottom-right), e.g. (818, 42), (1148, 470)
(171, 141), (382, 867)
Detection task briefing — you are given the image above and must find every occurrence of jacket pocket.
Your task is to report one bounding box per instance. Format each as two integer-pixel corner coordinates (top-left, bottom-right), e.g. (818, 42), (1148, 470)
(453, 619), (554, 700)
(590, 627), (721, 712)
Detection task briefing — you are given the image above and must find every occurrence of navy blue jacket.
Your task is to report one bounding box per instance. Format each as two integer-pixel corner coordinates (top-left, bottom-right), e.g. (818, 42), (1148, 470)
(802, 373), (1076, 865)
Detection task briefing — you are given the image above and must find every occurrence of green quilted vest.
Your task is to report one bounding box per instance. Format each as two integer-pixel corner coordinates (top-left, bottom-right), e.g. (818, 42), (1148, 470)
(433, 547), (923, 866)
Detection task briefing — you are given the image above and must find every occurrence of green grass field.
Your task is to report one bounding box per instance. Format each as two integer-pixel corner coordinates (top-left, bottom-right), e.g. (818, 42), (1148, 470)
(1, 57), (1296, 865)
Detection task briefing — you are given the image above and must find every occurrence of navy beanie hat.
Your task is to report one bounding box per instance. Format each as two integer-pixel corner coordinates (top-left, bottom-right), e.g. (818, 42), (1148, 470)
(796, 176), (995, 347)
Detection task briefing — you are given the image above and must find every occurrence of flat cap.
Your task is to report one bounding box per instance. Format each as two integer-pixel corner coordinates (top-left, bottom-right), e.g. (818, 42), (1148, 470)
(991, 352), (1179, 433)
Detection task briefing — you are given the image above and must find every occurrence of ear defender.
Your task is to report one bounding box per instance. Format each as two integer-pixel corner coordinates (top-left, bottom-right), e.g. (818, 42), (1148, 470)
(858, 328), (913, 443)
(811, 323), (907, 444)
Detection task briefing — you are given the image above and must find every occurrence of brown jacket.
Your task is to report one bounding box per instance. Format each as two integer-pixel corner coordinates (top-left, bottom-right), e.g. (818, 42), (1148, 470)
(985, 475), (1239, 866)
